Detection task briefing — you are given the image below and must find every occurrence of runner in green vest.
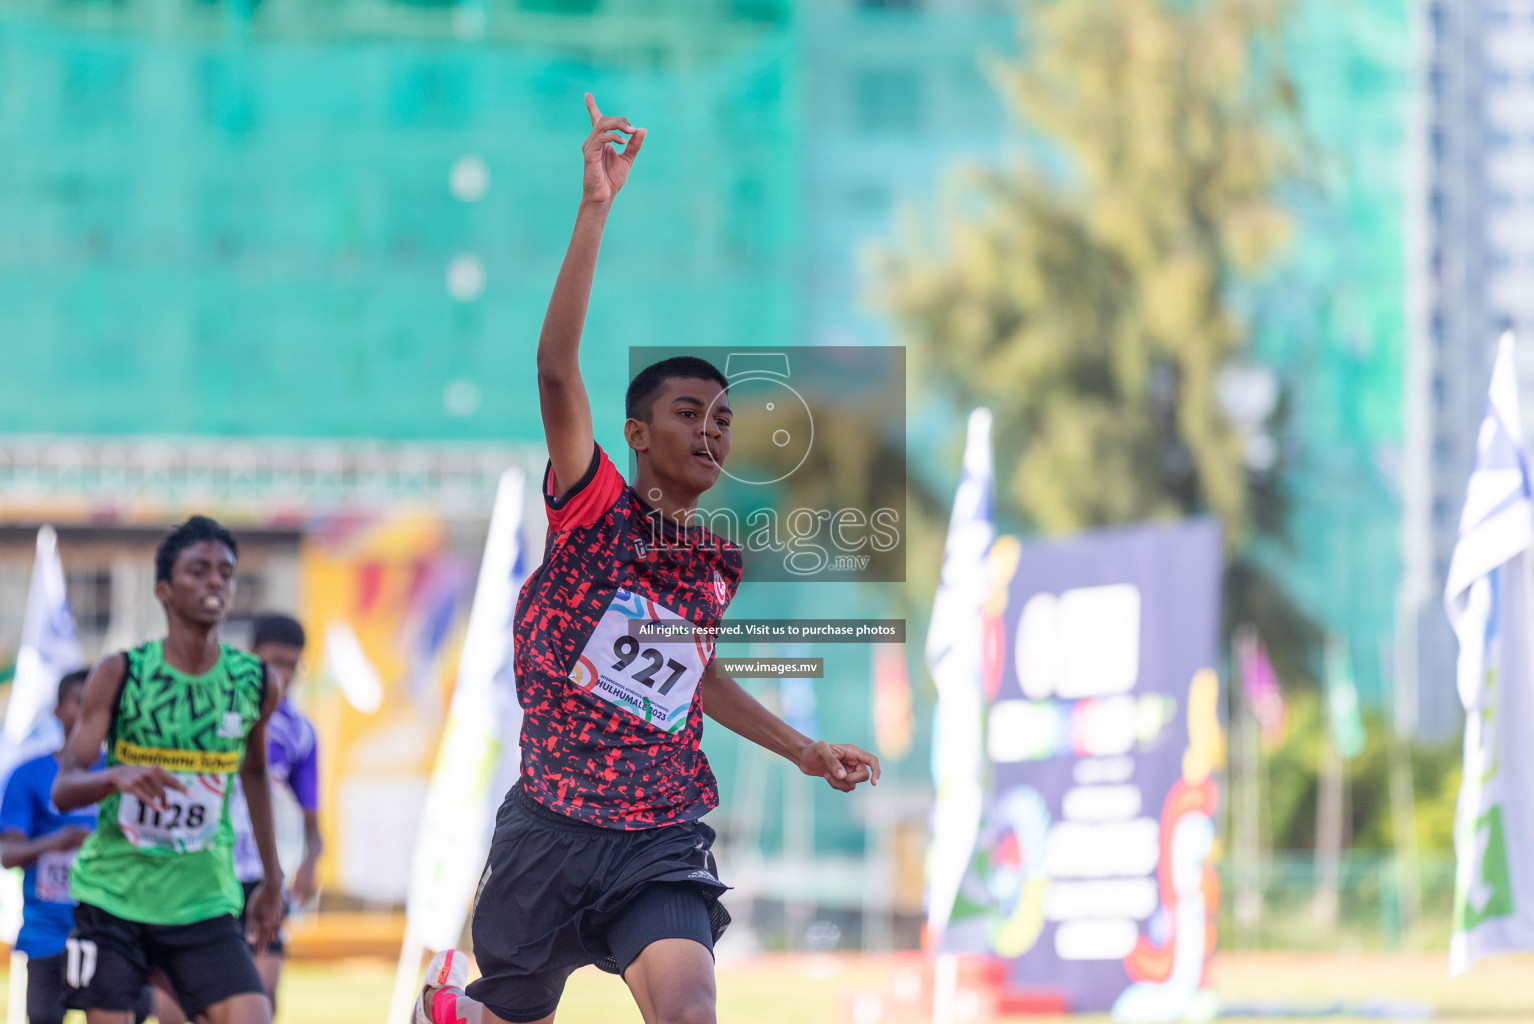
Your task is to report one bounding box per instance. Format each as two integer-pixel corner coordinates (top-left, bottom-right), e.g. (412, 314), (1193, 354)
(52, 516), (284, 1024)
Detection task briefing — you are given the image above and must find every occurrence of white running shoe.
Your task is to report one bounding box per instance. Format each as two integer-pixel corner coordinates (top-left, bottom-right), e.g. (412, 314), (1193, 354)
(413, 948), (469, 1024)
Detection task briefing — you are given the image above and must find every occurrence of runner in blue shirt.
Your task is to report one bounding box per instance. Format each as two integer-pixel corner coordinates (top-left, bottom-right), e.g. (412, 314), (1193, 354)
(0, 670), (150, 1024)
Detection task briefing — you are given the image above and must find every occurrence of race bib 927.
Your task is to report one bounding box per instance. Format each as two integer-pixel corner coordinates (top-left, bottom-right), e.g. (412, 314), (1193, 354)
(569, 590), (713, 733)
(117, 773), (226, 853)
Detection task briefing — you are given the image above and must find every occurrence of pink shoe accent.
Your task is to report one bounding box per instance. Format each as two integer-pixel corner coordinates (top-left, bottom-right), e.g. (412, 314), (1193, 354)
(431, 989), (465, 1024)
(436, 949), (457, 986)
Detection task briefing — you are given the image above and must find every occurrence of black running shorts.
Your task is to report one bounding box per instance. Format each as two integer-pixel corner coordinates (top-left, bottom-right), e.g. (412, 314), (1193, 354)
(63, 902), (266, 1018)
(28, 951), (153, 1024)
(466, 783), (731, 1023)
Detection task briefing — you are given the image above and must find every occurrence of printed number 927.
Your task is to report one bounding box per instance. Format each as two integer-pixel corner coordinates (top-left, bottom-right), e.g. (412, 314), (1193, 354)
(611, 636), (688, 695)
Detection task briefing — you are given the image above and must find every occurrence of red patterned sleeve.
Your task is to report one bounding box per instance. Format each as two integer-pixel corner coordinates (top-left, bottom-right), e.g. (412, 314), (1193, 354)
(543, 443), (626, 531)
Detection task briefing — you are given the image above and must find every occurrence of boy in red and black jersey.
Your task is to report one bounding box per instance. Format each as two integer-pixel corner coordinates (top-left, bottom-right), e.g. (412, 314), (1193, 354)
(515, 441), (742, 829)
(414, 95), (880, 1024)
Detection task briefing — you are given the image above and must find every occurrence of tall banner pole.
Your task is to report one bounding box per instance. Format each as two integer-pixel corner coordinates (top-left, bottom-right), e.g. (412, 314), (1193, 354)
(6, 952), (24, 1024)
(387, 470), (528, 1024)
(779, 662), (818, 948)
(1237, 693), (1261, 947)
(863, 644), (910, 954)
(385, 924), (424, 1024)
(1232, 625), (1262, 947)
(1234, 625), (1285, 948)
(924, 409), (994, 1024)
(1383, 638), (1423, 938)
(1446, 332), (1534, 974)
(1312, 737), (1344, 927)
(1315, 635), (1363, 927)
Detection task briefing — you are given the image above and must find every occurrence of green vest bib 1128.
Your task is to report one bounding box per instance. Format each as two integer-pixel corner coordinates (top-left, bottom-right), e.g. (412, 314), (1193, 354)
(69, 639), (266, 925)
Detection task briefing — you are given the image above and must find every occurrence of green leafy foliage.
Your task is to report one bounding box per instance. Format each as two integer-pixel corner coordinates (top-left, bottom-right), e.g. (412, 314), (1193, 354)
(1260, 690), (1462, 851)
(880, 0), (1295, 550)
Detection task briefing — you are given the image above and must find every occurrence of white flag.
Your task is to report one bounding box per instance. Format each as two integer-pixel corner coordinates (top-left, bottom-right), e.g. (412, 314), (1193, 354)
(3, 526), (82, 776)
(1445, 333), (1534, 974)
(404, 469), (528, 952)
(924, 408), (994, 948)
(0, 526), (83, 946)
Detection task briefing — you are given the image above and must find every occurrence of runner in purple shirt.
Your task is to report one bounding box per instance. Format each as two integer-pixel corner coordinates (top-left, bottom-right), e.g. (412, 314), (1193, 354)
(154, 614), (323, 1024)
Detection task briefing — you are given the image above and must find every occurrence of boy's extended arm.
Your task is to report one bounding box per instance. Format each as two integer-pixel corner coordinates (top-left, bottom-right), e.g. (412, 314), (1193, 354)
(0, 827), (90, 870)
(700, 660), (880, 793)
(289, 809), (324, 905)
(539, 93), (645, 497)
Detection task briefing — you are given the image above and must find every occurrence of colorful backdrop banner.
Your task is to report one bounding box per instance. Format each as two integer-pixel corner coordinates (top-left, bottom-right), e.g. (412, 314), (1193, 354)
(945, 518), (1224, 1019)
(299, 511), (467, 901)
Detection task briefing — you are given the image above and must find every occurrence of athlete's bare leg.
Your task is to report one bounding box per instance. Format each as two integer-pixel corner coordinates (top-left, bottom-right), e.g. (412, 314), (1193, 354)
(254, 951), (282, 997)
(419, 937), (714, 1024)
(622, 938), (716, 1024)
(86, 1012), (133, 1024)
(155, 950), (279, 1019)
(154, 987), (188, 1024)
(143, 974), (271, 1024)
(193, 991), (271, 1024)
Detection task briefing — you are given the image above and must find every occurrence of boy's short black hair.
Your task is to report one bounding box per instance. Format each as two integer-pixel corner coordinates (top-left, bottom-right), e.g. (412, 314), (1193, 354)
(155, 515), (239, 584)
(57, 668), (88, 704)
(250, 613), (306, 651)
(625, 356), (729, 422)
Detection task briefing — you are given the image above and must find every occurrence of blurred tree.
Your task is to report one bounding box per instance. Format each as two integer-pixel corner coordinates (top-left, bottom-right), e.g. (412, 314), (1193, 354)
(1263, 690), (1324, 849)
(1410, 740), (1461, 852)
(877, 0), (1321, 680)
(1261, 689), (1461, 851)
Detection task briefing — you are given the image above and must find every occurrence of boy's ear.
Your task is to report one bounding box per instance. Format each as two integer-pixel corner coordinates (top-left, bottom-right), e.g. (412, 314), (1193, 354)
(625, 417), (650, 453)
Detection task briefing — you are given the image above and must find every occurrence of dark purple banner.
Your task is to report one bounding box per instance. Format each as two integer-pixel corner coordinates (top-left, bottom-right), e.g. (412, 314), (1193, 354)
(945, 519), (1223, 1018)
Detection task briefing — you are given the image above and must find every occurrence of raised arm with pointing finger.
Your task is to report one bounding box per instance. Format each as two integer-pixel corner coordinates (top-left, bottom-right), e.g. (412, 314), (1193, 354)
(538, 93), (646, 501)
